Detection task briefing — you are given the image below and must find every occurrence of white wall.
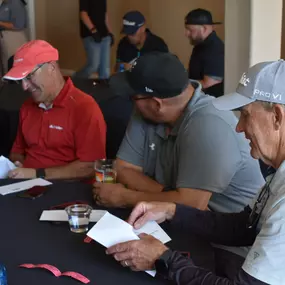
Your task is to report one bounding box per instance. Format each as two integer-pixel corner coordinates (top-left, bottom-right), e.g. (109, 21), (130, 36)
(250, 0), (283, 65)
(224, 0), (251, 94)
(225, 0), (283, 94)
(26, 0), (36, 40)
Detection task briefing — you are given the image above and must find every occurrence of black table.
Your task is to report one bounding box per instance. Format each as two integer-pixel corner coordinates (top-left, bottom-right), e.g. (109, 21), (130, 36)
(0, 180), (215, 285)
(0, 79), (133, 159)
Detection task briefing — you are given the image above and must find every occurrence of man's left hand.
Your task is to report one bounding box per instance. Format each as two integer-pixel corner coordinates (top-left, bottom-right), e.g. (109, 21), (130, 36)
(106, 233), (168, 271)
(93, 182), (128, 207)
(8, 168), (36, 179)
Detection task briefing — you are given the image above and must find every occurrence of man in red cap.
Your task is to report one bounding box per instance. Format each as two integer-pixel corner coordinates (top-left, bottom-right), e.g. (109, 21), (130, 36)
(5, 40), (106, 180)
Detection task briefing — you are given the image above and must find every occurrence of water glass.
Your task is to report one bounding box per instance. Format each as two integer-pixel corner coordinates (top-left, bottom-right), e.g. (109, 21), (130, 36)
(65, 204), (92, 233)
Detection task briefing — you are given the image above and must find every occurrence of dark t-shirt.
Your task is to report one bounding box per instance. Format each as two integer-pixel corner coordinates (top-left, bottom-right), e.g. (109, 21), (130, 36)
(79, 0), (108, 38)
(188, 31), (224, 80)
(116, 29), (169, 63)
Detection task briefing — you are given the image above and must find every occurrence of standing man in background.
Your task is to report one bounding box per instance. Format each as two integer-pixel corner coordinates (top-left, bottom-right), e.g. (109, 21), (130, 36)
(74, 0), (114, 80)
(185, 8), (224, 97)
(0, 0), (28, 74)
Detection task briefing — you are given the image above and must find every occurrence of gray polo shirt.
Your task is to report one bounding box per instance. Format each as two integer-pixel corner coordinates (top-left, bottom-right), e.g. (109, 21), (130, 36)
(117, 82), (265, 213)
(242, 161), (285, 284)
(0, 0), (27, 30)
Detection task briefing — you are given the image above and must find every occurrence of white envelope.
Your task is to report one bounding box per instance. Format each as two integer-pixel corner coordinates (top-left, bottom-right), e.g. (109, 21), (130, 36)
(0, 178), (52, 195)
(40, 210), (107, 223)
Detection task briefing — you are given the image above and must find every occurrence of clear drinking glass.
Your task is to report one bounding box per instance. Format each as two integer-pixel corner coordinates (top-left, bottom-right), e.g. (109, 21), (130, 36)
(94, 159), (116, 183)
(65, 204), (92, 233)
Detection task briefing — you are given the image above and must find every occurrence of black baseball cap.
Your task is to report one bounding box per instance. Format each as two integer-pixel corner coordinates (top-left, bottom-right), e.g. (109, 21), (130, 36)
(109, 52), (189, 99)
(121, 11), (145, 35)
(185, 8), (222, 25)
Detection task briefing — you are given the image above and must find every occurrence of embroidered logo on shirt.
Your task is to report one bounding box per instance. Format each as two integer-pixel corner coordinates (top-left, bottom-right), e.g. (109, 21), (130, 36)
(253, 252), (260, 260)
(239, 73), (250, 87)
(49, 125), (63, 131)
(149, 143), (155, 151)
(14, 58), (24, 63)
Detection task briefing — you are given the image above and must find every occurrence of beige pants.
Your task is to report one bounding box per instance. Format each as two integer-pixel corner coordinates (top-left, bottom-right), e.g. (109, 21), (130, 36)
(0, 29), (28, 73)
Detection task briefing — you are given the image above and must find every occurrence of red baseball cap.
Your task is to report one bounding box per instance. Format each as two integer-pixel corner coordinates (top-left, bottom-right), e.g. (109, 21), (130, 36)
(4, 40), (59, 81)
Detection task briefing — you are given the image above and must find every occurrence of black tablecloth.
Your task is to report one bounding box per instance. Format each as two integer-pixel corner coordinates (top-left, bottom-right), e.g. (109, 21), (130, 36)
(0, 180), (214, 285)
(0, 79), (133, 158)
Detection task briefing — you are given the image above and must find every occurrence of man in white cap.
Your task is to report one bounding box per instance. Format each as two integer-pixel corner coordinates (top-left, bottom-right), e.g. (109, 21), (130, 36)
(105, 60), (285, 285)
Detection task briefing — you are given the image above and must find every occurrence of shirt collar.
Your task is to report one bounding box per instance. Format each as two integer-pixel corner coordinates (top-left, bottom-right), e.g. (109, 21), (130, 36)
(268, 160), (285, 196)
(169, 80), (202, 136)
(37, 77), (74, 110)
(141, 29), (152, 49)
(195, 31), (217, 48)
(155, 80), (202, 138)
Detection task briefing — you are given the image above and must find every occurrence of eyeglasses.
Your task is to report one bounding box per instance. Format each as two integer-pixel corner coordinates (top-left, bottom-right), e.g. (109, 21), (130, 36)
(22, 63), (46, 83)
(1, 63), (47, 85)
(246, 174), (275, 229)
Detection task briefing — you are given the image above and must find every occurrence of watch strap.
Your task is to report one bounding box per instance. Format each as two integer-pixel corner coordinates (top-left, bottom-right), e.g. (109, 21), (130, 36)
(155, 249), (173, 277)
(36, 168), (46, 178)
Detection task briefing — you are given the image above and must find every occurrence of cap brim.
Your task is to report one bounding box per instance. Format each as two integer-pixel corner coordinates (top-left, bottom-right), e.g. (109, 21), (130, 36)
(213, 92), (255, 111)
(121, 25), (139, 35)
(109, 72), (137, 97)
(185, 21), (222, 25)
(3, 64), (35, 80)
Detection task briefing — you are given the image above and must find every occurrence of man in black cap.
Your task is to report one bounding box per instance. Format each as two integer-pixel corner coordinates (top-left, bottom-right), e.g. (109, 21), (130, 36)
(115, 11), (168, 71)
(93, 51), (263, 228)
(185, 8), (224, 97)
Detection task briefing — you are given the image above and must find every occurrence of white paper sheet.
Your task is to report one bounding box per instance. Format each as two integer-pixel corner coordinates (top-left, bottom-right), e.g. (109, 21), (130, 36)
(87, 212), (171, 277)
(0, 156), (16, 179)
(0, 178), (52, 195)
(87, 212), (139, 247)
(134, 220), (171, 244)
(40, 210), (107, 223)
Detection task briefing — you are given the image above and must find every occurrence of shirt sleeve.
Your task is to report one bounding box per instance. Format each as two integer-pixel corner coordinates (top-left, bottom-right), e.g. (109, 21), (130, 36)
(116, 112), (145, 167)
(242, 199), (285, 285)
(116, 38), (129, 62)
(161, 251), (269, 285)
(74, 99), (106, 162)
(171, 204), (256, 247)
(11, 107), (27, 155)
(9, 0), (26, 29)
(203, 48), (224, 79)
(79, 0), (89, 12)
(176, 114), (242, 193)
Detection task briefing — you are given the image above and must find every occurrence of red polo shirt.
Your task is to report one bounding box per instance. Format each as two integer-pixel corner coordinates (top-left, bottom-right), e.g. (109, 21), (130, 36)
(12, 78), (106, 168)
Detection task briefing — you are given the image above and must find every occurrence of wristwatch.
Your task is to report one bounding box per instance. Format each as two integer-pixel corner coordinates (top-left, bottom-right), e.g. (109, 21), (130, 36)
(36, 168), (46, 179)
(155, 249), (173, 277)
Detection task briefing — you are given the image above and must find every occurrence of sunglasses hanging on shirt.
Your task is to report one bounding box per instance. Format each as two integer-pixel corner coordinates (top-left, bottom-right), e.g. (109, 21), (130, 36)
(246, 174), (275, 229)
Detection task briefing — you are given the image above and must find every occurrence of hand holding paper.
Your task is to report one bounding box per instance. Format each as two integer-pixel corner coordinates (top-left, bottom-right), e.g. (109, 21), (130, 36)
(87, 212), (171, 276)
(106, 233), (168, 275)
